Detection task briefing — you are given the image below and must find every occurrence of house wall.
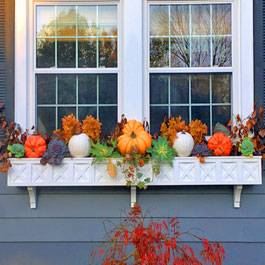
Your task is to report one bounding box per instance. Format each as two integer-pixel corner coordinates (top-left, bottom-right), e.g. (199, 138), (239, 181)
(0, 0), (265, 264)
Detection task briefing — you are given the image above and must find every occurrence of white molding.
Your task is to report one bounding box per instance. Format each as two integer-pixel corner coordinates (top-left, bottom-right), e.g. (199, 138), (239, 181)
(8, 156), (262, 208)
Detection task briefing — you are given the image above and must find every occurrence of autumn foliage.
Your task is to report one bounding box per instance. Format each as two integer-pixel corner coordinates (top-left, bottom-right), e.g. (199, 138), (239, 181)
(160, 116), (208, 146)
(90, 204), (225, 265)
(54, 114), (102, 143)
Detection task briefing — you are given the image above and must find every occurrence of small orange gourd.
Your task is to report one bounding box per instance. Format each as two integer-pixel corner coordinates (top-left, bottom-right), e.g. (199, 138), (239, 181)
(207, 132), (232, 156)
(117, 120), (152, 155)
(24, 135), (47, 158)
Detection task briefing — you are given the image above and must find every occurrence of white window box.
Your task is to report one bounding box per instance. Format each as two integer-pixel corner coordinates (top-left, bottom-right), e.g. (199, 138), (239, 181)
(7, 156), (262, 209)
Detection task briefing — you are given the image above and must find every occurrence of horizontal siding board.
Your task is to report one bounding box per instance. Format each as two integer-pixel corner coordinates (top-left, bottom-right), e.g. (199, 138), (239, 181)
(1, 193), (265, 218)
(0, 242), (264, 265)
(0, 218), (264, 243)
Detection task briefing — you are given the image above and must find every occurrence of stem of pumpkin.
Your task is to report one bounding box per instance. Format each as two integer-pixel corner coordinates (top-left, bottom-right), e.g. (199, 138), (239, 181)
(131, 131), (136, 138)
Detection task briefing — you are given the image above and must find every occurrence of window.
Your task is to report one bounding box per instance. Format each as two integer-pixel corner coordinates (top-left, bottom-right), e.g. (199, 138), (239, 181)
(15, 0), (253, 135)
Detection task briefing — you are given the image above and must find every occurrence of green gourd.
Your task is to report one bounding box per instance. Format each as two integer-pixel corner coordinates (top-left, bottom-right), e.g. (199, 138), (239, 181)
(239, 137), (255, 157)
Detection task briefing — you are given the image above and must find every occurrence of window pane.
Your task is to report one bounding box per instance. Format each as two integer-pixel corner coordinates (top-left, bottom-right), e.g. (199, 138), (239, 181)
(170, 74), (189, 104)
(99, 106), (117, 135)
(36, 39), (55, 68)
(212, 106), (231, 128)
(79, 107), (97, 121)
(57, 38), (76, 68)
(171, 5), (189, 36)
(150, 106), (168, 135)
(191, 74), (210, 103)
(37, 75), (56, 104)
(212, 74), (231, 103)
(58, 75), (76, 104)
(57, 6), (76, 37)
(191, 5), (210, 35)
(150, 74), (168, 104)
(99, 38), (117, 67)
(212, 4), (231, 35)
(99, 74), (117, 104)
(98, 6), (118, 36)
(192, 106), (210, 131)
(37, 107), (56, 135)
(78, 6), (97, 36)
(212, 37), (232, 67)
(37, 6), (55, 37)
(78, 39), (97, 68)
(191, 37), (210, 67)
(78, 75), (97, 104)
(150, 38), (169, 67)
(171, 107), (189, 124)
(150, 5), (169, 36)
(171, 38), (190, 67)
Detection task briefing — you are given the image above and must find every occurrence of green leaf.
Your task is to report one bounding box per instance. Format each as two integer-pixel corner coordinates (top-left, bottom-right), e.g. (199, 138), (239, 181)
(137, 172), (143, 179)
(144, 178), (151, 183)
(90, 141), (114, 158)
(137, 181), (146, 189)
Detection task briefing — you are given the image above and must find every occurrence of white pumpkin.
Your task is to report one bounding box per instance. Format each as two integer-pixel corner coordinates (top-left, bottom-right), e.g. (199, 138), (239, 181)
(173, 131), (194, 157)
(68, 133), (91, 158)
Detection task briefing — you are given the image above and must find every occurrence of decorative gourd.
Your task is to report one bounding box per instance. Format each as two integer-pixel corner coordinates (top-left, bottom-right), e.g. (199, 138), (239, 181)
(117, 120), (152, 155)
(239, 137), (255, 157)
(68, 133), (91, 158)
(173, 131), (194, 157)
(24, 135), (47, 158)
(207, 132), (232, 156)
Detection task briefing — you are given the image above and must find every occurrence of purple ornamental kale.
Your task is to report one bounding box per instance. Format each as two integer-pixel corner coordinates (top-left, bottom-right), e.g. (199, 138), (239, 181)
(41, 139), (68, 166)
(191, 144), (212, 157)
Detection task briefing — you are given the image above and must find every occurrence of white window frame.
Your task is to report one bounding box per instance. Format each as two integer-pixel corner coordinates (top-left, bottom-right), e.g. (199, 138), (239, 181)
(15, 0), (254, 130)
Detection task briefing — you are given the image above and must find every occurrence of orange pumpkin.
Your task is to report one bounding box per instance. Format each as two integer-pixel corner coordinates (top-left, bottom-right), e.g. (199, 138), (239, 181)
(207, 132), (232, 156)
(117, 120), (152, 155)
(24, 135), (47, 158)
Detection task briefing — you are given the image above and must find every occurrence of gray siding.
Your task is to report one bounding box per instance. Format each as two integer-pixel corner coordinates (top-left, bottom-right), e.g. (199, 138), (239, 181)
(0, 0), (265, 264)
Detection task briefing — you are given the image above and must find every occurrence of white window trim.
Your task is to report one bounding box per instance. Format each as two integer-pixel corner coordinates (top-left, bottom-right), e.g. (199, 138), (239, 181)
(15, 0), (254, 130)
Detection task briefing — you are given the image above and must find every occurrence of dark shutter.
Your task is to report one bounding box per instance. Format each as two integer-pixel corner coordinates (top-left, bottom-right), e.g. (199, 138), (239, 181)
(254, 0), (265, 119)
(0, 0), (5, 109)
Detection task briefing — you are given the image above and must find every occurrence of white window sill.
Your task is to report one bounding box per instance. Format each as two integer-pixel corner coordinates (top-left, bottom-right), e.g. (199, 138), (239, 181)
(7, 156), (263, 209)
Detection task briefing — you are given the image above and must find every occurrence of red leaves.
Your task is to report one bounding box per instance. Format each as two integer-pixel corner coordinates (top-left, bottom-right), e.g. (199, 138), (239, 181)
(91, 205), (225, 265)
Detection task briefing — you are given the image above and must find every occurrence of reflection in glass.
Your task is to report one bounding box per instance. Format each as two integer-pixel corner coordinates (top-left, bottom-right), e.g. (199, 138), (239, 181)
(212, 74), (231, 103)
(191, 5), (210, 35)
(171, 107), (189, 123)
(191, 74), (210, 103)
(150, 5), (168, 36)
(37, 75), (56, 104)
(58, 75), (76, 104)
(150, 106), (168, 135)
(79, 107), (97, 121)
(212, 37), (232, 67)
(99, 106), (117, 135)
(78, 75), (97, 104)
(191, 37), (210, 67)
(78, 39), (97, 68)
(37, 38), (55, 68)
(99, 38), (117, 67)
(37, 107), (56, 135)
(57, 39), (76, 68)
(213, 106), (231, 129)
(171, 38), (189, 67)
(37, 6), (55, 37)
(150, 74), (168, 104)
(150, 38), (169, 67)
(171, 5), (189, 36)
(78, 6), (97, 36)
(192, 106), (210, 131)
(212, 4), (231, 35)
(170, 74), (189, 104)
(98, 6), (118, 36)
(57, 6), (76, 36)
(99, 74), (117, 104)
(58, 107), (76, 127)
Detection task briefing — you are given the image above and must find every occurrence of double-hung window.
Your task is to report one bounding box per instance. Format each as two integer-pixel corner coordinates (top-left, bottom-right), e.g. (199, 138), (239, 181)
(15, 0), (253, 136)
